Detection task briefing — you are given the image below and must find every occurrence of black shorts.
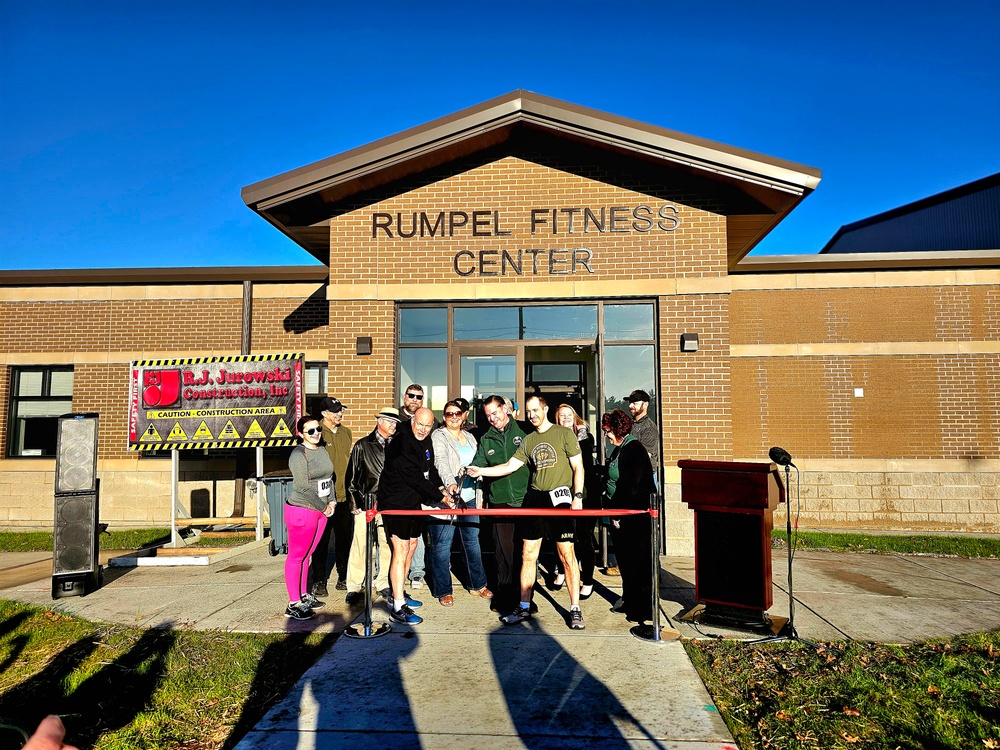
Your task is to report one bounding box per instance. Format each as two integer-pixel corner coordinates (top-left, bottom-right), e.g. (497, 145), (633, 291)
(516, 488), (576, 543)
(382, 511), (422, 541)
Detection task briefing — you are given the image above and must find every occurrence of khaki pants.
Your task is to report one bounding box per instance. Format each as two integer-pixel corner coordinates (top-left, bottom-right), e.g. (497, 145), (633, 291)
(346, 511), (391, 594)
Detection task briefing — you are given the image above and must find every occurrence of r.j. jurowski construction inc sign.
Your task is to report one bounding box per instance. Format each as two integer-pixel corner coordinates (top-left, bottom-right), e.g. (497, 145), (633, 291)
(128, 353), (303, 451)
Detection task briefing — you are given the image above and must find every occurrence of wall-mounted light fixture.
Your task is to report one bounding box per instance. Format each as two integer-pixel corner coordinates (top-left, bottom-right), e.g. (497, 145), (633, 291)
(680, 333), (699, 352)
(356, 336), (373, 356)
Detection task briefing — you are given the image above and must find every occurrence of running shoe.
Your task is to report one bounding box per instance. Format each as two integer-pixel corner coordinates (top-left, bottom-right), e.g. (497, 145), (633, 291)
(570, 608), (585, 630)
(311, 581), (329, 597)
(410, 577), (425, 589)
(344, 591), (364, 606)
(389, 592), (423, 608)
(500, 606), (532, 625)
(388, 604), (423, 625)
(284, 601), (314, 620)
(300, 593), (325, 610)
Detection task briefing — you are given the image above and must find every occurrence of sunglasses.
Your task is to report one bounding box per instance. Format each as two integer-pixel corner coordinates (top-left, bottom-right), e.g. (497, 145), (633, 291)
(405, 393), (424, 400)
(444, 411), (463, 418)
(303, 427), (322, 436)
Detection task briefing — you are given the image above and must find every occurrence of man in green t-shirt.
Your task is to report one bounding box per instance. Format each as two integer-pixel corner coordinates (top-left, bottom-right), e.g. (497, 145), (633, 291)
(466, 394), (586, 629)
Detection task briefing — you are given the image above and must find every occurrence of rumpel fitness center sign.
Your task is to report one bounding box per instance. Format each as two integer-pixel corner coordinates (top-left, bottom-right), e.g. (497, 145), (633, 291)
(128, 353), (304, 451)
(371, 203), (681, 278)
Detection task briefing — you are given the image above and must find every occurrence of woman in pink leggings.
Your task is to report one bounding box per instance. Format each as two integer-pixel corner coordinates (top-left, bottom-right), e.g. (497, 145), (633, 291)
(284, 415), (336, 620)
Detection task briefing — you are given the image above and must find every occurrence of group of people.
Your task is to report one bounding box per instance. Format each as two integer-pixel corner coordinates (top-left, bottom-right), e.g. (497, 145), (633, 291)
(282, 383), (662, 630)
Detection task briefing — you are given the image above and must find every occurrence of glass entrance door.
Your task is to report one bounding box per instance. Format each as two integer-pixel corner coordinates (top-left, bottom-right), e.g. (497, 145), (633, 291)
(452, 347), (518, 434)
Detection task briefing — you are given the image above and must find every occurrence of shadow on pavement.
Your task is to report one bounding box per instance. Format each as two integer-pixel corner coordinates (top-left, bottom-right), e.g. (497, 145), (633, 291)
(489, 617), (665, 748)
(222, 609), (350, 749)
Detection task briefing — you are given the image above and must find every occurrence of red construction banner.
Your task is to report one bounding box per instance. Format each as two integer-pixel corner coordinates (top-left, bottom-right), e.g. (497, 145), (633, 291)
(128, 353), (303, 451)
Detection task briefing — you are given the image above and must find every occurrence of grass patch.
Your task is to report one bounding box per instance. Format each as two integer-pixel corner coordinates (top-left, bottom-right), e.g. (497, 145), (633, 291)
(773, 529), (1000, 559)
(0, 528), (172, 553)
(686, 631), (1000, 749)
(0, 600), (334, 749)
(187, 533), (259, 548)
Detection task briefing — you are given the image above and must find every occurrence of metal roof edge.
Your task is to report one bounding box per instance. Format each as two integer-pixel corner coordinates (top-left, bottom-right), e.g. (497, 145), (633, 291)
(820, 171), (1000, 254)
(0, 265), (330, 286)
(732, 249), (1000, 273)
(241, 90), (822, 209)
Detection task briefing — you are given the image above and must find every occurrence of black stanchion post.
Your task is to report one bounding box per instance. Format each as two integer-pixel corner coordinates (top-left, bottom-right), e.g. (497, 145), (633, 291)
(631, 492), (680, 643)
(345, 493), (390, 639)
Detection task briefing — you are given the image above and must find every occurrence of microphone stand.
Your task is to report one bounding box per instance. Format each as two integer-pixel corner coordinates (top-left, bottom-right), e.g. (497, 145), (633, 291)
(751, 463), (818, 649)
(345, 493), (391, 639)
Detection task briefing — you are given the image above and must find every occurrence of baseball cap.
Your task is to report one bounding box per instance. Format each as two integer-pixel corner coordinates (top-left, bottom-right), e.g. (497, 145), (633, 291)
(319, 397), (345, 413)
(627, 389), (651, 403)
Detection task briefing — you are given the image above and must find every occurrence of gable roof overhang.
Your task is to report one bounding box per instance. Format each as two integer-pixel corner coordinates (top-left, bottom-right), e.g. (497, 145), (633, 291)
(241, 90), (821, 270)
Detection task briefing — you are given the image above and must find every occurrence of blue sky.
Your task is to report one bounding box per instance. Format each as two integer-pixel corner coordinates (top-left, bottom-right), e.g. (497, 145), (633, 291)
(2, 0), (998, 270)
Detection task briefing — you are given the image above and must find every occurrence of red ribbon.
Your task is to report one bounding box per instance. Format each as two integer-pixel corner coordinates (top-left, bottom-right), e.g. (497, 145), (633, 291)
(376, 507), (650, 517)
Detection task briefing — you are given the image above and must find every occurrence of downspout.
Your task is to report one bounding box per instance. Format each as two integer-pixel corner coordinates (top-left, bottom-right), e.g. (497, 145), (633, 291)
(232, 280), (253, 517)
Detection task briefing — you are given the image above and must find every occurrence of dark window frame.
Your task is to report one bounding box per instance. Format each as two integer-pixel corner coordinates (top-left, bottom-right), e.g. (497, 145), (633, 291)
(6, 365), (74, 459)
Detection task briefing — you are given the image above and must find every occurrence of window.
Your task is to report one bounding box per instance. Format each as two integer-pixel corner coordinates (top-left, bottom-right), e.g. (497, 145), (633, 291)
(604, 304), (655, 341)
(603, 344), (656, 412)
(304, 362), (329, 415)
(8, 366), (74, 457)
(521, 305), (597, 340)
(400, 308), (448, 343)
(454, 306), (520, 340)
(399, 348), (448, 415)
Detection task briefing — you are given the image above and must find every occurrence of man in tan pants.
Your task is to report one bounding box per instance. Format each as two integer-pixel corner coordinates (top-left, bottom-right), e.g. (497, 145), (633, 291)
(343, 408), (400, 605)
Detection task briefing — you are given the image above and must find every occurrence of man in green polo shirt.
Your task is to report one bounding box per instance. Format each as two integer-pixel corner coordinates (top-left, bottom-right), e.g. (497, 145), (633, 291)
(470, 394), (530, 614)
(467, 394), (586, 629)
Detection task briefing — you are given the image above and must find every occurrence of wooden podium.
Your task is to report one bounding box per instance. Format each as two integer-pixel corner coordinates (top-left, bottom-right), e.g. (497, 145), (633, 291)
(678, 459), (785, 626)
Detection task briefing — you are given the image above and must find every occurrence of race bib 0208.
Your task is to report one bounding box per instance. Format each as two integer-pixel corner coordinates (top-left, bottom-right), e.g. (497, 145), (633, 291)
(548, 486), (572, 507)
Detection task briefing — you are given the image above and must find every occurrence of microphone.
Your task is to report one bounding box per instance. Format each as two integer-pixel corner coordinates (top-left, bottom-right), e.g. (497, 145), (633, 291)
(769, 446), (795, 468)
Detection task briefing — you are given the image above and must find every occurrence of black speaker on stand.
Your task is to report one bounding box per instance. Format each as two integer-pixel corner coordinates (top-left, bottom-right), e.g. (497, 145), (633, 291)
(52, 413), (103, 599)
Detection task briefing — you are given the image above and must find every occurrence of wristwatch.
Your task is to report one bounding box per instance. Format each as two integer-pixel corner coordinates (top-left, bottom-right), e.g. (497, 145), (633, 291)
(573, 492), (584, 500)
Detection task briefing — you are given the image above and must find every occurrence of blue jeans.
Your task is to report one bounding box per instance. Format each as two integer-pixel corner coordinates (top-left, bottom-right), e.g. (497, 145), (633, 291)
(426, 518), (487, 597)
(408, 534), (425, 582)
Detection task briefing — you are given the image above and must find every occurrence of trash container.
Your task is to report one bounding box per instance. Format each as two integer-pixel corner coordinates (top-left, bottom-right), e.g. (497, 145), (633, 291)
(261, 471), (293, 556)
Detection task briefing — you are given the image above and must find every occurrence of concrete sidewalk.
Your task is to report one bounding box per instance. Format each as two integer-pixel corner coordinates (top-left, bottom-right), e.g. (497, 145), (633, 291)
(2, 543), (999, 748)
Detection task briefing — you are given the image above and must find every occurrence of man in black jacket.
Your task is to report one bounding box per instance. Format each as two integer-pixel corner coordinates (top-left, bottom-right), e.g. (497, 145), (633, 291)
(378, 407), (453, 625)
(343, 407), (401, 606)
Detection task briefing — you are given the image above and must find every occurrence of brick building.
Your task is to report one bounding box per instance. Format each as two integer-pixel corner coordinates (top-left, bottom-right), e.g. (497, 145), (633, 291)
(2, 91), (998, 551)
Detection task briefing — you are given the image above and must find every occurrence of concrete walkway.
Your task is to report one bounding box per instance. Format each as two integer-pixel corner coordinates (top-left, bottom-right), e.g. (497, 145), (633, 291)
(3, 542), (1000, 748)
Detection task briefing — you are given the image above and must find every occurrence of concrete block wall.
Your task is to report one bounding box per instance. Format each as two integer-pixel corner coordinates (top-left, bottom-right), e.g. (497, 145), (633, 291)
(771, 465), (1000, 532)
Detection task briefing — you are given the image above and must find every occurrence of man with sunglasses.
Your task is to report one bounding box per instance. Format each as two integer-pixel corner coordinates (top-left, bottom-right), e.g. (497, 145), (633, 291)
(398, 383), (433, 588)
(399, 384), (425, 421)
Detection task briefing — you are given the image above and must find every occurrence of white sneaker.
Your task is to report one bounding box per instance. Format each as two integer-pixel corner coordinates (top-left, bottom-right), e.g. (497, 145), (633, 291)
(580, 584), (594, 598)
(410, 577), (424, 589)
